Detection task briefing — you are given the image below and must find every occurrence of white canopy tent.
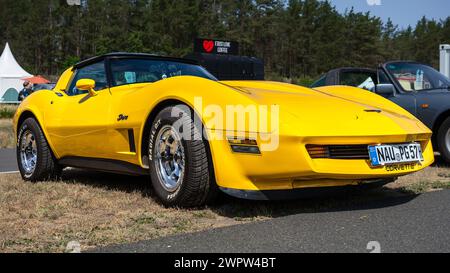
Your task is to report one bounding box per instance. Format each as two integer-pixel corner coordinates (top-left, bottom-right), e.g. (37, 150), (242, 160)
(0, 43), (32, 102)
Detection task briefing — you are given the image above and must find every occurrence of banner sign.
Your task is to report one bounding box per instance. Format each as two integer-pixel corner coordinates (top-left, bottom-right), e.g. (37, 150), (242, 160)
(194, 38), (239, 55)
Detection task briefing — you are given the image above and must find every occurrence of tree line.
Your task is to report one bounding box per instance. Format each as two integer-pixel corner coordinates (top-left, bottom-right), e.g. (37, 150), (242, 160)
(1, 0), (449, 83)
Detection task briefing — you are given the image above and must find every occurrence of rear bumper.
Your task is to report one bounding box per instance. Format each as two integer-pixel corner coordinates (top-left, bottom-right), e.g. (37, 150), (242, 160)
(220, 179), (395, 201)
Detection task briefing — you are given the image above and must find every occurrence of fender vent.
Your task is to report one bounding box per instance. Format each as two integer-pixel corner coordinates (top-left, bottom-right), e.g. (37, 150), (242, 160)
(128, 129), (136, 153)
(307, 145), (370, 160)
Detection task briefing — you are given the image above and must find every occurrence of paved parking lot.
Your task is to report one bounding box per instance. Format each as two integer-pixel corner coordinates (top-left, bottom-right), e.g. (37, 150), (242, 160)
(94, 190), (450, 253)
(0, 148), (17, 173)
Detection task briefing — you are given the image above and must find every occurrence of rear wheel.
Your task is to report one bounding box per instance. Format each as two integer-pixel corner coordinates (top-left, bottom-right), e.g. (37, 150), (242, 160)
(437, 117), (450, 164)
(17, 118), (62, 181)
(148, 105), (218, 207)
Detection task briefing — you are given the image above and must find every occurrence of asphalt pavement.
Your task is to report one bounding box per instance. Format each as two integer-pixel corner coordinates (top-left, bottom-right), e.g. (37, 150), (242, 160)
(0, 148), (17, 172)
(94, 190), (450, 253)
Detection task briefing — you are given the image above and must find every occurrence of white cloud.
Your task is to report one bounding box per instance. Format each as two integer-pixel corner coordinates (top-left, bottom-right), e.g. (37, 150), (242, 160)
(366, 0), (382, 6)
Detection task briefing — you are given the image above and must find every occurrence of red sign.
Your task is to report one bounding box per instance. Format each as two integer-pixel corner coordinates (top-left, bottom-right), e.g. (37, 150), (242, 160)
(194, 38), (239, 55)
(202, 40), (214, 53)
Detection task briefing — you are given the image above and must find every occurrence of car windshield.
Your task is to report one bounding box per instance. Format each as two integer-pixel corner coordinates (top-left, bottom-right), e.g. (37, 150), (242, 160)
(33, 83), (56, 91)
(110, 58), (217, 87)
(340, 71), (378, 90)
(385, 62), (450, 92)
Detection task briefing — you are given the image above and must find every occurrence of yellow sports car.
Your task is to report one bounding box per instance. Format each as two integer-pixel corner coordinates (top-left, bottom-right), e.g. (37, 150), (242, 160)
(14, 53), (434, 207)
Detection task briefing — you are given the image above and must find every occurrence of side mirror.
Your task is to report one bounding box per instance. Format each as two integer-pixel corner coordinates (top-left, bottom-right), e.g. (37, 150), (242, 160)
(76, 79), (97, 96)
(375, 84), (395, 96)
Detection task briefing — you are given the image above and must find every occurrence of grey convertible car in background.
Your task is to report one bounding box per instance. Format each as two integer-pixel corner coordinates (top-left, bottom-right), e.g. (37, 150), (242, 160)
(311, 61), (450, 163)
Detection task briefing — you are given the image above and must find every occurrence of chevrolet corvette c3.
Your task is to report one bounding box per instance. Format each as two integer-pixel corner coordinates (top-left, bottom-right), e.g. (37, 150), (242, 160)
(14, 53), (434, 206)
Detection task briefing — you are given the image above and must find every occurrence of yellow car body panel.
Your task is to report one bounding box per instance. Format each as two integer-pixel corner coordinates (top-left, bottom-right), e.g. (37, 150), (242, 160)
(14, 65), (435, 194)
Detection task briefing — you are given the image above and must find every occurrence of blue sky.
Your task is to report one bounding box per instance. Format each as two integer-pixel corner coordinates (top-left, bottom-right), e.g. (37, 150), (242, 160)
(328, 0), (450, 28)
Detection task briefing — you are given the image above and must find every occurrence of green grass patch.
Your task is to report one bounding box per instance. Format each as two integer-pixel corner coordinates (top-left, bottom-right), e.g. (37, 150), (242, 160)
(133, 215), (156, 225)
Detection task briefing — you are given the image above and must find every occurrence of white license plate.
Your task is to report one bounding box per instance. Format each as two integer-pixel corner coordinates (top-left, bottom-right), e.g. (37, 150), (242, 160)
(369, 143), (424, 167)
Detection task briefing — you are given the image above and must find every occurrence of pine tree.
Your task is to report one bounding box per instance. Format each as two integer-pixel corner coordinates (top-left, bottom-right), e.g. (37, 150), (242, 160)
(0, 0), (447, 77)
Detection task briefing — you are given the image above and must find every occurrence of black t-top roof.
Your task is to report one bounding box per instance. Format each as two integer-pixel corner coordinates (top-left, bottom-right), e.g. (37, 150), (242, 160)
(73, 52), (198, 69)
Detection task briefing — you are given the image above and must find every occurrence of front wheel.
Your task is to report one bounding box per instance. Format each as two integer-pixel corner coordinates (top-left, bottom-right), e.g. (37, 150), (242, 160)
(17, 118), (62, 181)
(437, 117), (450, 164)
(148, 106), (218, 207)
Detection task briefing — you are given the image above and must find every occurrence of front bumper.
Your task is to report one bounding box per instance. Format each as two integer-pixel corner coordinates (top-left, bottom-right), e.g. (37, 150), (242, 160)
(207, 131), (435, 192)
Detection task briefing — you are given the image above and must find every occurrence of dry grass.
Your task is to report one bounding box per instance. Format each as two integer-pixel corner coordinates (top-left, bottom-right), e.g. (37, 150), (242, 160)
(0, 170), (247, 253)
(0, 119), (14, 148)
(388, 165), (450, 194)
(0, 105), (18, 119)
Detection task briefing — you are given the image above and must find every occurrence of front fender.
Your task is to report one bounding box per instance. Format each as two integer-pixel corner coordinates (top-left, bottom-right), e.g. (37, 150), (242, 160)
(114, 76), (272, 169)
(14, 90), (60, 158)
(128, 75), (272, 138)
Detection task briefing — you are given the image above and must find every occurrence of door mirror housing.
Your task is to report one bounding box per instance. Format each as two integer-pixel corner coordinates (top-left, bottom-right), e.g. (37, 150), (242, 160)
(375, 84), (395, 96)
(76, 79), (97, 96)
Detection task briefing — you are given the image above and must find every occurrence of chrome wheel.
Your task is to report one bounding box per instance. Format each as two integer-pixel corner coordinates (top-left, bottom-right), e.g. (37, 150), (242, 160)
(20, 130), (37, 177)
(154, 125), (185, 192)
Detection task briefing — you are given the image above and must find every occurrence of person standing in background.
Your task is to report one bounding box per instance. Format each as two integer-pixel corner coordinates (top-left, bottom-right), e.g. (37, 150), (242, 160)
(18, 81), (33, 102)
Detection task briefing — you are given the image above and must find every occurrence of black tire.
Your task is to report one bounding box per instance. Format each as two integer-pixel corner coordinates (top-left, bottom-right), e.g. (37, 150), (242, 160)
(17, 118), (62, 182)
(148, 105), (218, 207)
(437, 117), (450, 164)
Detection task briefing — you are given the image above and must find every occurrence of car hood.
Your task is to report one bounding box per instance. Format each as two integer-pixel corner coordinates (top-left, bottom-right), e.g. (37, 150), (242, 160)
(219, 80), (431, 137)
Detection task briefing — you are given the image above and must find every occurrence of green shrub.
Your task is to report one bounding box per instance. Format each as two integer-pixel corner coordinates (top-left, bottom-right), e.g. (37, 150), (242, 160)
(293, 77), (316, 87)
(265, 73), (318, 87)
(0, 104), (18, 119)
